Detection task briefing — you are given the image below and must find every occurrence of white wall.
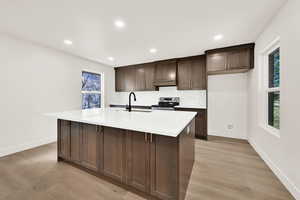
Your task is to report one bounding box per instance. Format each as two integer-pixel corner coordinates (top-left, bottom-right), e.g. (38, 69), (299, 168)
(0, 33), (115, 157)
(208, 73), (248, 139)
(111, 87), (206, 108)
(248, 0), (300, 198)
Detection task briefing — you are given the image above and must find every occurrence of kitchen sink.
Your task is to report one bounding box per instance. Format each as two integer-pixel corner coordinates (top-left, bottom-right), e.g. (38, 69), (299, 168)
(122, 109), (152, 113)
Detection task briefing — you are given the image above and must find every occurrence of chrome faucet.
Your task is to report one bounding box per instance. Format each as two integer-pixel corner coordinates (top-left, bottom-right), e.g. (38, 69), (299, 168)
(126, 92), (136, 112)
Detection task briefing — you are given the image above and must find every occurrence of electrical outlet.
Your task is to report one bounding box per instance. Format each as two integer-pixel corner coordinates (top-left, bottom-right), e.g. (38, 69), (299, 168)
(227, 124), (234, 130)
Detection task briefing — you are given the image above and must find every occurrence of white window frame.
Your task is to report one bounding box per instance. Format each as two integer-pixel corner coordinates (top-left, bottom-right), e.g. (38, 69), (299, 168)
(81, 69), (105, 109)
(259, 37), (280, 137)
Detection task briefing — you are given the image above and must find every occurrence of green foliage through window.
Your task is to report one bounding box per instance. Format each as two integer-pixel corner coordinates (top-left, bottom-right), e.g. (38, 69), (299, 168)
(268, 48), (280, 130)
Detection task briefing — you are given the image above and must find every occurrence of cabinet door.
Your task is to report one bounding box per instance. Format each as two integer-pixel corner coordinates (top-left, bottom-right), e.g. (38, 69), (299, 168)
(144, 63), (156, 90)
(124, 67), (136, 92)
(135, 65), (146, 91)
(191, 56), (206, 90)
(126, 131), (150, 192)
(115, 68), (125, 92)
(154, 61), (177, 85)
(70, 122), (81, 164)
(227, 48), (251, 70)
(115, 67), (136, 92)
(177, 59), (192, 90)
(102, 127), (125, 182)
(150, 135), (178, 200)
(196, 110), (207, 140)
(58, 120), (70, 160)
(206, 52), (227, 73)
(81, 124), (101, 172)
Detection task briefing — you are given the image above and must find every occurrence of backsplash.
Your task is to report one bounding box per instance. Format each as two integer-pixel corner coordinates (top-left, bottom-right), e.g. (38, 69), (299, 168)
(110, 87), (206, 107)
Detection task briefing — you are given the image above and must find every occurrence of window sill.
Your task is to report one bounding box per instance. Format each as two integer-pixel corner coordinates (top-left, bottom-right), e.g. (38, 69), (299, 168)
(259, 123), (280, 138)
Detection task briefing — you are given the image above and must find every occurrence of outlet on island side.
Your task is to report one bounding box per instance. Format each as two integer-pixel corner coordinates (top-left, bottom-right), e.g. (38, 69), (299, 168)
(227, 124), (234, 130)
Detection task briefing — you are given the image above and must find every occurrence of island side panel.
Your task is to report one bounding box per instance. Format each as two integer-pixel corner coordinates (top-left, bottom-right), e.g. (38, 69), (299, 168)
(57, 119), (71, 161)
(178, 118), (195, 200)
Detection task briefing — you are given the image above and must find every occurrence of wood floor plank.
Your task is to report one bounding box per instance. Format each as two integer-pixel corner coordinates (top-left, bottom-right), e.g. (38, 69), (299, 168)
(0, 137), (294, 200)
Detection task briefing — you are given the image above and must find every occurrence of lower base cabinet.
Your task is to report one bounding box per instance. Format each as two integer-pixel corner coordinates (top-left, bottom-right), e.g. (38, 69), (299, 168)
(81, 123), (100, 171)
(58, 120), (70, 160)
(58, 120), (100, 172)
(126, 130), (150, 192)
(150, 135), (178, 200)
(70, 121), (81, 164)
(58, 119), (195, 200)
(102, 127), (126, 182)
(175, 108), (207, 140)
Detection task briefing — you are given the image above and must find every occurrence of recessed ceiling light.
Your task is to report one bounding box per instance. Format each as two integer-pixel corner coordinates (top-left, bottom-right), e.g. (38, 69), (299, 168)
(214, 34), (223, 41)
(149, 48), (157, 54)
(107, 57), (115, 61)
(63, 39), (73, 45)
(114, 20), (125, 28)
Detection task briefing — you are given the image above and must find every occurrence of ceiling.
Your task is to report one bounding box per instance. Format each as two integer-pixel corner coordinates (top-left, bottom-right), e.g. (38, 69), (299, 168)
(0, 0), (286, 66)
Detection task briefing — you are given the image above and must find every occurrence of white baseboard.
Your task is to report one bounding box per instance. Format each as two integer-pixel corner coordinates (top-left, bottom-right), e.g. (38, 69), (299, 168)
(0, 136), (57, 158)
(249, 139), (300, 200)
(208, 131), (247, 140)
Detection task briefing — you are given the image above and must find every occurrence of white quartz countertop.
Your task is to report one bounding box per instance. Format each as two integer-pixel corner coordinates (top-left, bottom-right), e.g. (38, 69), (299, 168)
(175, 105), (206, 109)
(47, 108), (197, 137)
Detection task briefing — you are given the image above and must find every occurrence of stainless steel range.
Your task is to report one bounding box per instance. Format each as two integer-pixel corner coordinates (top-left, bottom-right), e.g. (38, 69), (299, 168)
(151, 97), (180, 110)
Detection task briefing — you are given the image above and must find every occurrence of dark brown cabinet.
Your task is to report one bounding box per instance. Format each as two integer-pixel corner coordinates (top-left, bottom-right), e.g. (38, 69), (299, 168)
(123, 67), (136, 91)
(115, 63), (156, 92)
(102, 127), (126, 182)
(227, 48), (251, 70)
(206, 52), (227, 73)
(206, 43), (255, 75)
(135, 63), (156, 91)
(175, 108), (207, 140)
(115, 42), (254, 91)
(177, 56), (206, 90)
(153, 60), (177, 86)
(58, 120), (70, 160)
(70, 121), (81, 164)
(115, 67), (136, 92)
(126, 131), (150, 192)
(58, 120), (101, 172)
(150, 134), (178, 200)
(58, 119), (195, 200)
(81, 124), (101, 171)
(115, 67), (126, 92)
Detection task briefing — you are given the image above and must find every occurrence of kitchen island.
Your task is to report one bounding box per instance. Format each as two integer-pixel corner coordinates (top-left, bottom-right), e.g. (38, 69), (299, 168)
(50, 108), (196, 200)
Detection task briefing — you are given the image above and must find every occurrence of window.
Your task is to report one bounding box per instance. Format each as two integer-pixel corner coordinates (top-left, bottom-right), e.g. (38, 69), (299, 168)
(267, 48), (280, 129)
(81, 71), (102, 109)
(260, 37), (280, 135)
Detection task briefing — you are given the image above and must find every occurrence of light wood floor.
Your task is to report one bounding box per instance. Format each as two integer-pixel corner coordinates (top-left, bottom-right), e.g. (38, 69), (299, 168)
(0, 137), (294, 200)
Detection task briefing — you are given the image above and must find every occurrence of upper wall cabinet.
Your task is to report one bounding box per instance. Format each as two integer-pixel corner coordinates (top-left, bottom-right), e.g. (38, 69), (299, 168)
(153, 60), (177, 86)
(135, 63), (156, 91)
(205, 43), (255, 75)
(115, 63), (156, 92)
(115, 66), (136, 92)
(177, 55), (206, 90)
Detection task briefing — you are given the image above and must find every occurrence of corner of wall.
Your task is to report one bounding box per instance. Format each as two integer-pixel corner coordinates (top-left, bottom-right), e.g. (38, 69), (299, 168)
(248, 138), (300, 199)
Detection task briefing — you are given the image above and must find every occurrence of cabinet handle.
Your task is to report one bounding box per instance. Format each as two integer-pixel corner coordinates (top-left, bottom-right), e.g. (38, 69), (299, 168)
(144, 133), (147, 142)
(150, 134), (153, 143)
(190, 80), (192, 88)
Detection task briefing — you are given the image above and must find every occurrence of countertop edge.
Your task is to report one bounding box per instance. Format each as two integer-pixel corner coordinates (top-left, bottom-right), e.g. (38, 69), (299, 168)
(47, 110), (197, 138)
